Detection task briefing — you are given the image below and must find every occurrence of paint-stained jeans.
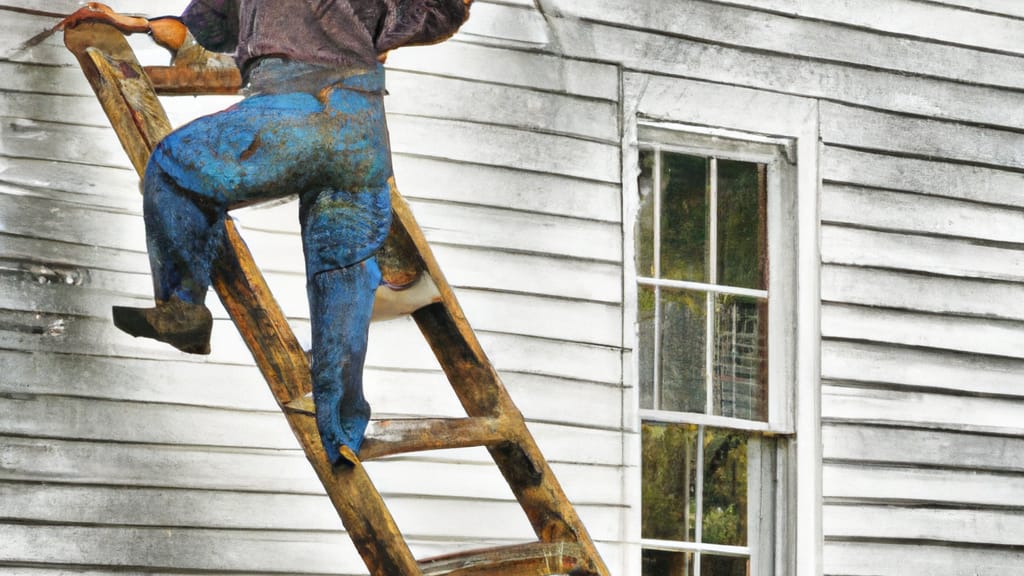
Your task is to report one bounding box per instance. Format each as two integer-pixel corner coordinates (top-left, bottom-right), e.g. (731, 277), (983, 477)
(142, 62), (391, 463)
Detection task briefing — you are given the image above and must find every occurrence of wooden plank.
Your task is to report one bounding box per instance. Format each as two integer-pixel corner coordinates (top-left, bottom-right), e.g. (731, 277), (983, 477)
(385, 40), (619, 101)
(0, 349), (276, 411)
(824, 504), (1024, 547)
(385, 70), (618, 142)
(552, 0), (1024, 89)
(825, 540), (1024, 576)
(925, 0), (1024, 18)
(0, 524), (365, 575)
(0, 479), (624, 537)
(822, 146), (1024, 208)
(391, 155), (621, 223)
(387, 114), (620, 183)
(430, 244), (622, 303)
(822, 340), (1024, 397)
(0, 116), (130, 169)
(627, 72), (816, 137)
(823, 463), (1024, 508)
(456, 1), (549, 46)
(821, 101), (1024, 168)
(711, 0), (1024, 55)
(821, 225), (1024, 283)
(456, 289), (621, 347)
(822, 384), (1024, 435)
(822, 265), (1024, 322)
(406, 200), (622, 262)
(822, 302), (1024, 359)
(0, 394), (296, 450)
(0, 433), (623, 502)
(822, 183), (1024, 244)
(562, 17), (1024, 131)
(823, 423), (1024, 472)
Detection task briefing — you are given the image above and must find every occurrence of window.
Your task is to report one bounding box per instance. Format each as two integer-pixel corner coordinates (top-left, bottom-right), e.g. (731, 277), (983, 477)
(635, 127), (795, 576)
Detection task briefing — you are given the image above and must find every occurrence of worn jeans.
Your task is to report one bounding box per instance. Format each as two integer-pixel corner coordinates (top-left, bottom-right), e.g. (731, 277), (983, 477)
(142, 62), (392, 463)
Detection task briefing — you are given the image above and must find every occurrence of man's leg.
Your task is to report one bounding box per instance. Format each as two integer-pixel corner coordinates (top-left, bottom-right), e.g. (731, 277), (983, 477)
(307, 258), (381, 465)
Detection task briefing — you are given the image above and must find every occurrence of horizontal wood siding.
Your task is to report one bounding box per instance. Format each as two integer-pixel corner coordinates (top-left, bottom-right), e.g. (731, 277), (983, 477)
(1, 1), (628, 574)
(534, 0), (1024, 574)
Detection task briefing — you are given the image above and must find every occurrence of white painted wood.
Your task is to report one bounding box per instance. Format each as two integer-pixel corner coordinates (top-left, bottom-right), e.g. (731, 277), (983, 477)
(388, 114), (620, 182)
(822, 265), (1024, 322)
(457, 1), (550, 46)
(820, 102), (1024, 168)
(822, 384), (1024, 436)
(924, 0), (1024, 19)
(824, 504), (1024, 548)
(823, 463), (1024, 508)
(822, 146), (1024, 208)
(822, 184), (1024, 244)
(386, 40), (619, 101)
(822, 303), (1024, 360)
(548, 0), (1024, 89)
(554, 15), (1024, 130)
(825, 540), (1024, 576)
(822, 423), (1024, 472)
(710, 0), (1024, 55)
(821, 225), (1024, 283)
(385, 70), (619, 142)
(822, 340), (1024, 397)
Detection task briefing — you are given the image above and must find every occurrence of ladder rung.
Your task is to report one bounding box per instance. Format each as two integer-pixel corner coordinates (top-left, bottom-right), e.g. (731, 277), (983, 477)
(360, 417), (510, 460)
(418, 541), (589, 576)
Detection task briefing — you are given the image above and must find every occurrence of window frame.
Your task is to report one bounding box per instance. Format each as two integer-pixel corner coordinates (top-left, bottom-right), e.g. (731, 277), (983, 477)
(635, 127), (797, 575)
(621, 74), (822, 576)
(636, 126), (798, 435)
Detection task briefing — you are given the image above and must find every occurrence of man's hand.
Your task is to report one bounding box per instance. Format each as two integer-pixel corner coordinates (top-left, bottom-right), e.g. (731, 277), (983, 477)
(60, 3), (150, 35)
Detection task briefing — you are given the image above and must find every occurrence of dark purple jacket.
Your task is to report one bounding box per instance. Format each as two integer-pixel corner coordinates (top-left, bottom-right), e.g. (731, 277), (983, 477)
(181, 0), (470, 74)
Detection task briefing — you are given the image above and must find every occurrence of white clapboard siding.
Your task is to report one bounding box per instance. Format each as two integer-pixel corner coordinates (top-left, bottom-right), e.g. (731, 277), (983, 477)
(822, 146), (1024, 209)
(711, 0), (1024, 55)
(2, 1), (634, 573)
(824, 541), (1024, 576)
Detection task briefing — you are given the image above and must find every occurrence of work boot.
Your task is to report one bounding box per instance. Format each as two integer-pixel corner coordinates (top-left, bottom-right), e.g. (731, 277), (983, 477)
(112, 297), (213, 355)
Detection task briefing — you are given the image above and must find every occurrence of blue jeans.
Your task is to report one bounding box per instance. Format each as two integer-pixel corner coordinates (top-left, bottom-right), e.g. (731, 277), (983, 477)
(142, 63), (392, 463)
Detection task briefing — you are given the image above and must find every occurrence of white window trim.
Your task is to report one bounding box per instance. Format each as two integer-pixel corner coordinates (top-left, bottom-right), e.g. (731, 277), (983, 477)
(621, 74), (821, 576)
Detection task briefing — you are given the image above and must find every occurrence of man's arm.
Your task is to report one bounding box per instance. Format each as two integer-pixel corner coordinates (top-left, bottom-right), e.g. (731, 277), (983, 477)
(180, 0), (240, 53)
(60, 3), (187, 51)
(375, 0), (472, 54)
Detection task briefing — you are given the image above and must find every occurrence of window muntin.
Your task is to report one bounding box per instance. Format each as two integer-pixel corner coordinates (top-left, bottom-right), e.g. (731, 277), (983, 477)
(636, 133), (791, 576)
(637, 147), (769, 423)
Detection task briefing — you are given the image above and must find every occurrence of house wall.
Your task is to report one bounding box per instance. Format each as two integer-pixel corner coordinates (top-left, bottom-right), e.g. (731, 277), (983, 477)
(1, 0), (629, 574)
(543, 1), (1024, 575)
(4, 1), (1024, 575)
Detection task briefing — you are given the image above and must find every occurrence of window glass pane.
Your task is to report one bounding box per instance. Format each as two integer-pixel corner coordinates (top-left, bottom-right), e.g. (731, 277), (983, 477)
(713, 294), (768, 421)
(642, 422), (699, 542)
(717, 159), (767, 290)
(702, 428), (748, 547)
(660, 153), (708, 283)
(637, 149), (656, 278)
(700, 554), (749, 576)
(642, 549), (694, 576)
(660, 289), (707, 413)
(639, 285), (656, 410)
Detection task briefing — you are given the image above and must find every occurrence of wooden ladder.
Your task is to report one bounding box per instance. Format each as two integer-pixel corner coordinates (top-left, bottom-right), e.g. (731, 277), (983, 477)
(64, 22), (610, 576)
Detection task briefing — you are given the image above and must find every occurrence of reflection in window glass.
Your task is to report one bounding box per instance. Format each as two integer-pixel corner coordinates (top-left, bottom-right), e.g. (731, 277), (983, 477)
(717, 159), (767, 290)
(642, 423), (698, 542)
(660, 153), (708, 283)
(701, 554), (750, 576)
(713, 295), (768, 421)
(702, 429), (748, 547)
(639, 285), (657, 410)
(660, 289), (707, 414)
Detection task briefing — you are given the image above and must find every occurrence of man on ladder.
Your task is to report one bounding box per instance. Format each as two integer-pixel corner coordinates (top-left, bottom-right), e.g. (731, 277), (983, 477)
(62, 0), (472, 466)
